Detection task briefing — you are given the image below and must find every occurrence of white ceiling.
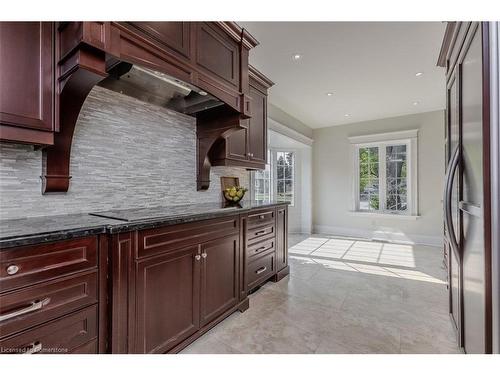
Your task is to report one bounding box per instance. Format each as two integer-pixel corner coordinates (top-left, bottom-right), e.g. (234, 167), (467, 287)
(239, 22), (447, 129)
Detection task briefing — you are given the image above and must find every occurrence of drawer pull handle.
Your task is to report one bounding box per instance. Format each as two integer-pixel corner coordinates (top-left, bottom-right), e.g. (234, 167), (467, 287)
(24, 341), (42, 355)
(201, 253), (207, 259)
(195, 255), (201, 261)
(256, 266), (267, 275)
(259, 215), (265, 219)
(6, 264), (19, 275)
(255, 230), (266, 236)
(0, 298), (50, 323)
(255, 246), (267, 252)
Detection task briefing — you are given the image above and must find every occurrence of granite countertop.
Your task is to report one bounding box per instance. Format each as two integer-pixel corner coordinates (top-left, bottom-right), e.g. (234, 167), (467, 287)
(0, 201), (287, 249)
(0, 213), (125, 249)
(90, 200), (287, 233)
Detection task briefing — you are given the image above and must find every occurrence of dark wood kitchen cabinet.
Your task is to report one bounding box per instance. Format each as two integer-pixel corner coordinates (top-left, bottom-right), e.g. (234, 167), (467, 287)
(133, 228), (239, 354)
(0, 204), (287, 354)
(244, 206), (289, 292)
(275, 205), (289, 279)
(111, 216), (245, 354)
(247, 82), (268, 164)
(195, 23), (240, 90)
(0, 236), (106, 354)
(200, 235), (239, 326)
(135, 245), (201, 354)
(0, 22), (55, 145)
(211, 66), (274, 169)
(124, 22), (192, 59)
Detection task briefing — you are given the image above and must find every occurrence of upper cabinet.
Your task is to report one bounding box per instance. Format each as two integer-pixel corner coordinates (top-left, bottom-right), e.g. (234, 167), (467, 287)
(125, 22), (192, 59)
(0, 22), (55, 145)
(195, 23), (240, 90)
(0, 22), (271, 191)
(211, 66), (274, 169)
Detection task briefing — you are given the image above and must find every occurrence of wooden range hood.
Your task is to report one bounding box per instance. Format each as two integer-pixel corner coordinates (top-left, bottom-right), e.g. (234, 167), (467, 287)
(42, 22), (259, 192)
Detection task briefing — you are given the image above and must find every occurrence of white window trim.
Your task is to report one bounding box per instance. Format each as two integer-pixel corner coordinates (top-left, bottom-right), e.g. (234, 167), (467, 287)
(250, 150), (273, 202)
(273, 149), (295, 207)
(250, 148), (296, 207)
(349, 129), (419, 217)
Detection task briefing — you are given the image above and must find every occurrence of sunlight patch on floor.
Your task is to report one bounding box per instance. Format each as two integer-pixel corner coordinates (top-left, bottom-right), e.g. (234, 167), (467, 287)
(290, 237), (416, 267)
(288, 237), (443, 284)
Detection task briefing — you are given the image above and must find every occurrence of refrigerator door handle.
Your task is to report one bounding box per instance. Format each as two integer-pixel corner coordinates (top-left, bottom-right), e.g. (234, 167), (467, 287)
(443, 145), (460, 258)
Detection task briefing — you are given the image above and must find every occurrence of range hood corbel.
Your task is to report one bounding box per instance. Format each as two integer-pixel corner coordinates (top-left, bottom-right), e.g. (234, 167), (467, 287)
(196, 106), (247, 190)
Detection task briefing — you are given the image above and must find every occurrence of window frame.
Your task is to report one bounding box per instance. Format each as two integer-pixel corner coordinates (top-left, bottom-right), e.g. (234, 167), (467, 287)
(274, 150), (295, 207)
(250, 149), (296, 207)
(251, 149), (273, 203)
(349, 130), (418, 217)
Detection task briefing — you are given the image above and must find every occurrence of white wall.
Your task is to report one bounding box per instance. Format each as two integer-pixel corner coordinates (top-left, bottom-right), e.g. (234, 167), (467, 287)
(268, 128), (313, 234)
(312, 110), (445, 246)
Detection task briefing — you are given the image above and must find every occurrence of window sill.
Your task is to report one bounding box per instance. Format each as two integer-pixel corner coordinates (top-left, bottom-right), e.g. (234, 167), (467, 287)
(348, 211), (420, 220)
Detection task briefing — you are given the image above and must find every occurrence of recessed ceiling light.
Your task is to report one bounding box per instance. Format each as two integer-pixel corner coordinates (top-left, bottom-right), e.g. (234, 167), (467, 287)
(413, 101), (420, 106)
(291, 53), (302, 61)
(415, 72), (424, 77)
(344, 114), (350, 117)
(326, 92), (334, 97)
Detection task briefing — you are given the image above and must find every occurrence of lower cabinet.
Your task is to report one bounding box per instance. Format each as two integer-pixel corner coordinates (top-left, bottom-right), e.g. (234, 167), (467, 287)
(133, 234), (240, 353)
(275, 205), (289, 277)
(135, 245), (201, 354)
(200, 235), (239, 326)
(0, 237), (103, 354)
(244, 205), (289, 292)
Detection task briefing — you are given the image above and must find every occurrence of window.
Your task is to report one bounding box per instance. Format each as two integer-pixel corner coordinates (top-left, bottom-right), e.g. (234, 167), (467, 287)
(350, 130), (418, 216)
(276, 151), (295, 205)
(251, 150), (295, 206)
(252, 152), (272, 203)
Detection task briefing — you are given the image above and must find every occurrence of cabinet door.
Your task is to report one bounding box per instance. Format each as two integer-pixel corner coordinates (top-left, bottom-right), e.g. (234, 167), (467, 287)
(275, 206), (288, 272)
(226, 125), (249, 161)
(195, 23), (240, 89)
(248, 85), (267, 164)
(200, 235), (239, 327)
(125, 22), (191, 59)
(0, 22), (54, 131)
(135, 245), (200, 354)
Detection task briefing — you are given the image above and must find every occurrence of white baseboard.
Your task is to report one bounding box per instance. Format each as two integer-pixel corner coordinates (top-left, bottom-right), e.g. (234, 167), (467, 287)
(312, 224), (443, 247)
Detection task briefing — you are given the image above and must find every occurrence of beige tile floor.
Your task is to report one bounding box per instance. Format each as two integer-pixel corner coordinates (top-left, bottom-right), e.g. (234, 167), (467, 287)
(181, 234), (462, 354)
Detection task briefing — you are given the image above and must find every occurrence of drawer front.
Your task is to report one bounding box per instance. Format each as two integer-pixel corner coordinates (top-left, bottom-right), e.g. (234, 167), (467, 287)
(0, 271), (98, 339)
(0, 237), (98, 293)
(247, 252), (275, 290)
(0, 305), (97, 354)
(70, 338), (98, 354)
(137, 215), (239, 259)
(247, 209), (275, 229)
(247, 238), (274, 260)
(247, 224), (275, 244)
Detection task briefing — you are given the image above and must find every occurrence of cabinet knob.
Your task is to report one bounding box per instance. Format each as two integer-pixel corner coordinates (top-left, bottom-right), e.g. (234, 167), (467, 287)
(201, 253), (207, 259)
(259, 215), (265, 219)
(195, 255), (201, 261)
(6, 264), (19, 275)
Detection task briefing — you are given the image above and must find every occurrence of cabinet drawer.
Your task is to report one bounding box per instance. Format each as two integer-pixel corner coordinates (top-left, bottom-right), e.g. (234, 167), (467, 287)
(70, 338), (98, 354)
(0, 305), (97, 354)
(247, 238), (274, 260)
(247, 225), (275, 244)
(247, 209), (275, 229)
(137, 216), (239, 259)
(0, 237), (98, 293)
(247, 252), (275, 290)
(0, 271), (98, 339)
